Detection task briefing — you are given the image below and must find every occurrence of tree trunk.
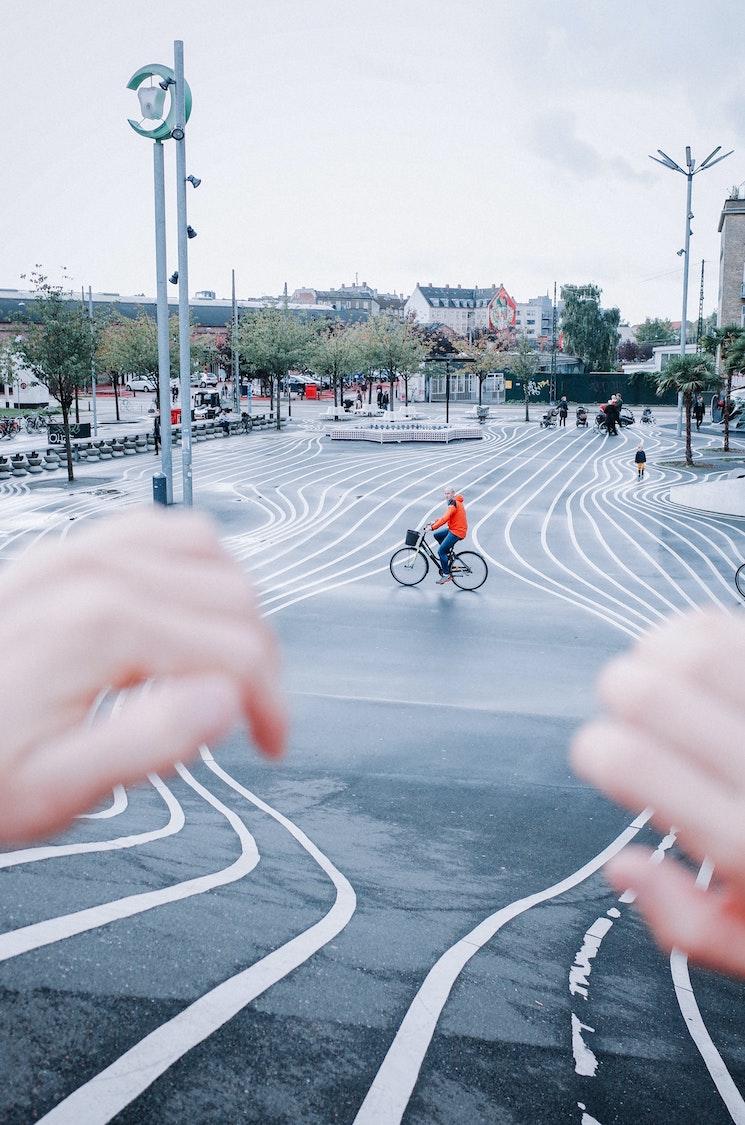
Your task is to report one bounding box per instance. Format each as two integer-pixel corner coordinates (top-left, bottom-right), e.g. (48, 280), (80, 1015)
(404, 375), (409, 407)
(60, 400), (74, 483)
(334, 371), (338, 408)
(389, 373), (395, 412)
(524, 389), (529, 422)
(113, 374), (120, 422)
(276, 376), (281, 430)
(724, 369), (732, 453)
(367, 376), (372, 405)
(74, 385), (80, 423)
(445, 366), (450, 423)
(684, 391), (693, 466)
(478, 376), (483, 406)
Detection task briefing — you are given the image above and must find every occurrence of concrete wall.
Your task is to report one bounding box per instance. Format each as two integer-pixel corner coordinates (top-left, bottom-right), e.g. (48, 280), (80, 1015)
(717, 196), (745, 328)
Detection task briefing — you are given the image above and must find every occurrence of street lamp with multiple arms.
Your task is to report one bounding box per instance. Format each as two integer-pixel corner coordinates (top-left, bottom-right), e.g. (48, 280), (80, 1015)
(649, 144), (733, 436)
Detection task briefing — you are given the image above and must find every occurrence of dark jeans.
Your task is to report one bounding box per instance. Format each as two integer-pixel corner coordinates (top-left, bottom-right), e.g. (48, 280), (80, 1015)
(433, 528), (461, 574)
(559, 412), (567, 426)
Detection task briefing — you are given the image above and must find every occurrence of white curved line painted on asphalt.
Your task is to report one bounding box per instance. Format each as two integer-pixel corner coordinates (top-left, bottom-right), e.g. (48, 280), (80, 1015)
(671, 859), (745, 1124)
(39, 747), (356, 1125)
(0, 774), (183, 869)
(77, 783), (128, 820)
(352, 810), (652, 1125)
(0, 763), (258, 963)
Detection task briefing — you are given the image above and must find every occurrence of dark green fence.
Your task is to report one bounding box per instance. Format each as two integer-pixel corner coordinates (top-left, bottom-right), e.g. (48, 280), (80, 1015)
(505, 371), (677, 406)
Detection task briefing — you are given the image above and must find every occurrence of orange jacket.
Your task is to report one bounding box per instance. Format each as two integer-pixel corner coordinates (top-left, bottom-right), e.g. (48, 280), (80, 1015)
(432, 494), (467, 539)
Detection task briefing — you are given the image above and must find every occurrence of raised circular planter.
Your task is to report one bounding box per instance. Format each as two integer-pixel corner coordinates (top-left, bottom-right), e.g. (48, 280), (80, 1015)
(11, 454), (28, 476)
(98, 441), (113, 460)
(0, 457), (11, 481)
(26, 451), (43, 474)
(43, 449), (60, 471)
(111, 439), (125, 458)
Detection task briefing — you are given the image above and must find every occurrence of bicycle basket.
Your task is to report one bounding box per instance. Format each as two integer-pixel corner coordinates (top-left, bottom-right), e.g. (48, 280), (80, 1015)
(405, 529), (420, 546)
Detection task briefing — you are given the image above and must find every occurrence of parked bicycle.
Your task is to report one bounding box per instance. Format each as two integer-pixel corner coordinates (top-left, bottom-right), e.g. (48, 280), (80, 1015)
(0, 418), (20, 439)
(390, 529), (488, 590)
(736, 563), (745, 600)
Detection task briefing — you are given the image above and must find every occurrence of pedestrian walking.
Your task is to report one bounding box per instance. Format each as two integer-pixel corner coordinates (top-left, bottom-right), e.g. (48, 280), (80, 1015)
(382, 390), (389, 410)
(171, 384), (178, 404)
(153, 411), (161, 455)
(558, 396), (568, 427)
(376, 386), (383, 409)
(694, 394), (705, 430)
(634, 441), (647, 480)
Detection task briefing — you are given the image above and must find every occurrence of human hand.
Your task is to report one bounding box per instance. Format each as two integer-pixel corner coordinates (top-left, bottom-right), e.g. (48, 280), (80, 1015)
(571, 610), (745, 978)
(0, 510), (286, 842)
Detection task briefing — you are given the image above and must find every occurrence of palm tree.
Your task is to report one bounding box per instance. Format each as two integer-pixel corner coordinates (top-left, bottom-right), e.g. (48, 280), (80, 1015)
(702, 324), (745, 452)
(655, 354), (719, 466)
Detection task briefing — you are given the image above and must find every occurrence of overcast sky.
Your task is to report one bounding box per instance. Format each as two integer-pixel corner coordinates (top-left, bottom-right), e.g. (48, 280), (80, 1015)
(3, 0), (743, 324)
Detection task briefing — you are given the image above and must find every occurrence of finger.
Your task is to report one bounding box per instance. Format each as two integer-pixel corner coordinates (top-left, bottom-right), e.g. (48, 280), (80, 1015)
(571, 720), (745, 890)
(605, 848), (745, 978)
(634, 610), (745, 715)
(7, 511), (227, 601)
(15, 605), (284, 757)
(0, 675), (243, 843)
(597, 656), (745, 790)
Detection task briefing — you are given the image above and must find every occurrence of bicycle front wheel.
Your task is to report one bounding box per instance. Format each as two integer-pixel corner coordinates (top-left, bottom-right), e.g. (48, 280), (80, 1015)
(450, 550), (488, 591)
(736, 563), (745, 600)
(390, 547), (428, 586)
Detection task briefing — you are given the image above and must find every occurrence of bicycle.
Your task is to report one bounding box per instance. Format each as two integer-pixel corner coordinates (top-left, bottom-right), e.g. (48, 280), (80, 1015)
(390, 529), (488, 590)
(736, 563), (745, 600)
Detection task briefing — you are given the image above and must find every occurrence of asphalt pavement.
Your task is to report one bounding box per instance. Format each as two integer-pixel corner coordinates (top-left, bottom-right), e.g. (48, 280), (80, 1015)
(0, 411), (743, 1123)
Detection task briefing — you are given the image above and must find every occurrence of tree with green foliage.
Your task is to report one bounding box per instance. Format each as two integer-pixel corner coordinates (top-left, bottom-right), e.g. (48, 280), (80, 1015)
(635, 317), (677, 346)
(310, 322), (361, 407)
(97, 313), (215, 421)
(237, 308), (312, 429)
(702, 323), (745, 452)
(17, 273), (95, 482)
(360, 315), (424, 411)
(560, 284), (621, 372)
(655, 353), (719, 466)
(503, 335), (540, 422)
(467, 345), (501, 406)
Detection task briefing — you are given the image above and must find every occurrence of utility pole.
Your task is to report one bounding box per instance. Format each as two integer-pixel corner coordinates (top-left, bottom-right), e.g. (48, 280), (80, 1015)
(550, 281), (557, 404)
(174, 40), (193, 504)
(88, 286), (98, 438)
(232, 269), (240, 417)
(696, 259), (705, 350)
(153, 141), (173, 501)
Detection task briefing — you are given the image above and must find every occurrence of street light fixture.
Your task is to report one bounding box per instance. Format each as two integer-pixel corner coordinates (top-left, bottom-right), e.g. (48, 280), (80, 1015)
(186, 175), (201, 188)
(127, 47), (196, 506)
(649, 143), (733, 436)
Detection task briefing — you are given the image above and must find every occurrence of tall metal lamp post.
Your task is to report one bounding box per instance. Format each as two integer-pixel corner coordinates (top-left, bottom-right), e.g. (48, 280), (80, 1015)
(649, 144), (732, 437)
(126, 50), (193, 504)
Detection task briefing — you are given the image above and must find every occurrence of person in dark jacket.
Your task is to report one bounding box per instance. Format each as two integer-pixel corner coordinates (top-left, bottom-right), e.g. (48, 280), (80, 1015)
(604, 398), (619, 435)
(153, 411), (161, 455)
(634, 441), (647, 480)
(558, 396), (568, 427)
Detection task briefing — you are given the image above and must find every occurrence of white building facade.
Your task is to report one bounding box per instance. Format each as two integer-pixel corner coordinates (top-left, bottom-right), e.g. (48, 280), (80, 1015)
(406, 284), (561, 341)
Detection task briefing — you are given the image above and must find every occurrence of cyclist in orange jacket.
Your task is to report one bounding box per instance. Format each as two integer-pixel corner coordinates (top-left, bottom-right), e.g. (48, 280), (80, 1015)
(427, 487), (468, 584)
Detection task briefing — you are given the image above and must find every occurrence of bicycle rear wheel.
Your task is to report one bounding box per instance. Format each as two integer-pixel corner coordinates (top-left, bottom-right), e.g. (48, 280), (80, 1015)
(736, 563), (745, 600)
(450, 551), (488, 591)
(390, 547), (428, 586)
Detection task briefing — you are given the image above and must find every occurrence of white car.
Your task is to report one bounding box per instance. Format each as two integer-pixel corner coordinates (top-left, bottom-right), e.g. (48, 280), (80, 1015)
(199, 372), (219, 388)
(125, 375), (156, 393)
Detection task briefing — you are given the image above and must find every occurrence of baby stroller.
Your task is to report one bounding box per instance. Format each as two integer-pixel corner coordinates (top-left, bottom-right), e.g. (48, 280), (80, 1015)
(540, 406), (557, 429)
(575, 406), (588, 428)
(618, 407), (635, 428)
(641, 407), (655, 425)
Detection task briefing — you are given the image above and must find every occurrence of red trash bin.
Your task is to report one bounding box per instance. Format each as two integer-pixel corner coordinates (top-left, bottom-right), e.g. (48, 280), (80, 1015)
(170, 408), (181, 425)
(306, 383), (318, 400)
